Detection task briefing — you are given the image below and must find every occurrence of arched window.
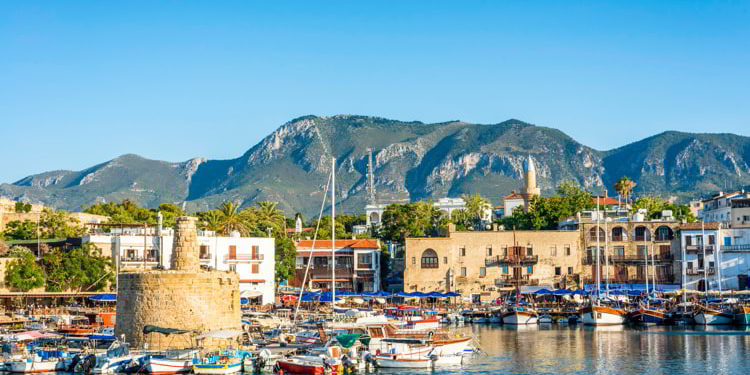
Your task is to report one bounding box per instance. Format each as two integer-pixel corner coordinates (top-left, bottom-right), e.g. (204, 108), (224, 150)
(588, 226), (605, 242)
(421, 249), (439, 269)
(655, 226), (674, 241)
(635, 226), (651, 241)
(612, 227), (626, 241)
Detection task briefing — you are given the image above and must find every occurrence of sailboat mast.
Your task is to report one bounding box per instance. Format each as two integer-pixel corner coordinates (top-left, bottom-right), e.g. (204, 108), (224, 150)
(650, 236), (656, 303)
(702, 220), (707, 302)
(644, 229), (649, 309)
(596, 199), (601, 302)
(331, 157), (336, 306)
(604, 216), (609, 295)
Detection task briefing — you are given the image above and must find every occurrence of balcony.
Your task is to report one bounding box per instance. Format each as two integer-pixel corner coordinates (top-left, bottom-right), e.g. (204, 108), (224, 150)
(722, 244), (750, 252)
(199, 253), (212, 263)
(485, 255), (538, 266)
(311, 265), (354, 279)
(224, 254), (264, 262)
(686, 268), (716, 276)
(121, 256), (159, 264)
(494, 275), (539, 287)
(685, 245), (715, 253)
(605, 254), (674, 264)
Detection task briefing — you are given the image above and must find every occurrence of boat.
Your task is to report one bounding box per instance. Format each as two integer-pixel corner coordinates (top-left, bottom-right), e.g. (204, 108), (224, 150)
(538, 314), (553, 324)
(629, 307), (667, 325)
(141, 349), (199, 374)
(7, 349), (72, 373)
(372, 338), (461, 369)
(580, 305), (627, 325)
(501, 306), (538, 325)
(91, 340), (144, 374)
(735, 305), (750, 325)
(694, 304), (734, 325)
(192, 351), (245, 375)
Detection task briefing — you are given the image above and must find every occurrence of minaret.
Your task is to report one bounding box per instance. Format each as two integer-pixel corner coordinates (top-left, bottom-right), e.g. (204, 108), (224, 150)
(523, 155), (541, 212)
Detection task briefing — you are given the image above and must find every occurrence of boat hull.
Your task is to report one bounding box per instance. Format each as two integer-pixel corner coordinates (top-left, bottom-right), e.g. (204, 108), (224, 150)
(735, 307), (750, 325)
(277, 359), (340, 374)
(502, 311), (538, 325)
(192, 362), (242, 375)
(373, 356), (432, 369)
(144, 358), (194, 374)
(630, 309), (666, 325)
(694, 311), (733, 325)
(580, 306), (626, 326)
(8, 360), (66, 373)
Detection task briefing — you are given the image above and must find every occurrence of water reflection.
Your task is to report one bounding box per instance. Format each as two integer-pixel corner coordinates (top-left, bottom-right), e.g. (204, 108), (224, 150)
(437, 325), (750, 375)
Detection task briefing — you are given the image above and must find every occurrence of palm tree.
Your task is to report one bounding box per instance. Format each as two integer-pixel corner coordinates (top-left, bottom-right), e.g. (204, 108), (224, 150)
(614, 176), (637, 205)
(218, 201), (250, 236)
(198, 210), (223, 232)
(253, 201), (286, 237)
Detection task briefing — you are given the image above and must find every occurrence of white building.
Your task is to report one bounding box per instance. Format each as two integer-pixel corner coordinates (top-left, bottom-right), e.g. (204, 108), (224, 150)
(365, 198), (492, 228)
(701, 191), (750, 226)
(678, 222), (750, 291)
(84, 225), (276, 304)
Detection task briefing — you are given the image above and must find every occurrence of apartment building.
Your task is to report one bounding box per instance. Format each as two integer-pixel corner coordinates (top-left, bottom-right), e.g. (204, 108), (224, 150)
(293, 239), (381, 293)
(678, 222), (750, 291)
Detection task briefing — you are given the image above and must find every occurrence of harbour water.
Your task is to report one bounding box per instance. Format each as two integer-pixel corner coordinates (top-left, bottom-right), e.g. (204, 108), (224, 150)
(377, 325), (750, 375)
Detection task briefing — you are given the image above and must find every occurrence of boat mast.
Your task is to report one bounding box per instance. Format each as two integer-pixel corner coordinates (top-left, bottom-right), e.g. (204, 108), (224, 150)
(644, 227), (649, 309)
(717, 223), (723, 300)
(702, 220), (708, 302)
(650, 234), (656, 305)
(331, 157), (336, 307)
(604, 215), (610, 296)
(596, 198), (601, 304)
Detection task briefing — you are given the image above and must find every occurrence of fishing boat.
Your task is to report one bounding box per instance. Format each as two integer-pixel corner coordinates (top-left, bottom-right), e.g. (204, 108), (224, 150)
(629, 307), (667, 325)
(6, 349), (73, 373)
(192, 351), (245, 375)
(141, 350), (199, 374)
(501, 306), (538, 325)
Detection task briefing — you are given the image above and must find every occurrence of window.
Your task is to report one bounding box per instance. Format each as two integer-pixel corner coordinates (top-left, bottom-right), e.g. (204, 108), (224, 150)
(503, 247), (508, 256)
(486, 246), (492, 256)
(686, 236), (692, 246)
(358, 253), (372, 265)
(251, 245), (260, 259)
(461, 267), (467, 277)
(200, 245), (210, 259)
(568, 267), (573, 274)
(443, 256), (448, 264)
(479, 267), (486, 277)
(613, 246), (625, 257)
(637, 245), (648, 257)
(555, 267), (561, 276)
(527, 247), (533, 256)
(709, 261), (715, 269)
(550, 246), (557, 257)
(612, 227), (625, 241)
(421, 249), (439, 268)
(252, 264), (259, 274)
(411, 257), (416, 265)
(635, 226), (650, 241)
(126, 249), (136, 259)
(565, 245), (571, 256)
(709, 235), (715, 245)
(526, 266), (533, 274)
(724, 237), (732, 246)
(228, 245), (237, 260)
(687, 262), (693, 270)
(502, 266), (509, 274)
(229, 264), (237, 272)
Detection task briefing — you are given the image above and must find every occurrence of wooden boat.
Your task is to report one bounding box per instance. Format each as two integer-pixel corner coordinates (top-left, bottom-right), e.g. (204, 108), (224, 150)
(7, 350), (72, 373)
(694, 305), (734, 325)
(192, 361), (242, 375)
(735, 306), (750, 325)
(629, 308), (667, 325)
(501, 307), (538, 325)
(580, 305), (626, 326)
(141, 349), (199, 374)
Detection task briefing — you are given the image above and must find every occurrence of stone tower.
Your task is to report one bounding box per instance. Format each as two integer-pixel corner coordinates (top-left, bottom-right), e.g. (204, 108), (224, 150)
(523, 155), (541, 212)
(171, 216), (200, 271)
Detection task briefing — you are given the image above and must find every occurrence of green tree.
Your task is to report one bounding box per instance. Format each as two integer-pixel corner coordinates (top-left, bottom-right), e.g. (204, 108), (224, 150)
(42, 243), (114, 292)
(274, 237), (297, 283)
(197, 210), (223, 232)
(380, 201), (447, 244)
(1, 220), (38, 240)
(14, 202), (31, 213)
(632, 197), (697, 223)
(217, 201), (250, 235)
(39, 209), (84, 238)
(5, 253), (45, 292)
(500, 181), (595, 230)
(7, 245), (33, 258)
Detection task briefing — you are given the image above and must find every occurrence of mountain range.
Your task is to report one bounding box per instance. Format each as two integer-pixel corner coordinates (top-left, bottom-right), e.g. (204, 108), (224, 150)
(2, 115), (750, 216)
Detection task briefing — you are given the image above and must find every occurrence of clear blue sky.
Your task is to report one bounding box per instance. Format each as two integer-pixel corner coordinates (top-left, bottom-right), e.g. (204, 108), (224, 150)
(1, 1), (748, 183)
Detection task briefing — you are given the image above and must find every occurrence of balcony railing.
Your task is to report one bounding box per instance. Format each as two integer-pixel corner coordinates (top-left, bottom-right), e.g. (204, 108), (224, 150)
(494, 275), (539, 287)
(485, 255), (538, 266)
(606, 254), (674, 263)
(224, 254), (264, 262)
(686, 268), (716, 276)
(686, 245), (714, 253)
(722, 244), (750, 252)
(121, 256), (159, 263)
(311, 266), (354, 279)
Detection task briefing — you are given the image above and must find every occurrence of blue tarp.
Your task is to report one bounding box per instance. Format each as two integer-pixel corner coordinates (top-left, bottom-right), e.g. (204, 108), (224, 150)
(89, 294), (116, 302)
(444, 292), (461, 297)
(584, 284), (680, 292)
(553, 289), (573, 295)
(534, 289), (554, 295)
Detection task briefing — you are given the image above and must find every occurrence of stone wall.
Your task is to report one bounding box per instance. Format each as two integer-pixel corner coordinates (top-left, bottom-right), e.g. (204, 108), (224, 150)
(114, 270), (241, 349)
(171, 217), (199, 271)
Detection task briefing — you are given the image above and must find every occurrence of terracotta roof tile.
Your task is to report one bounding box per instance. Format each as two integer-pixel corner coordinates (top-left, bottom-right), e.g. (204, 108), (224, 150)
(680, 222), (721, 230)
(297, 239), (379, 249)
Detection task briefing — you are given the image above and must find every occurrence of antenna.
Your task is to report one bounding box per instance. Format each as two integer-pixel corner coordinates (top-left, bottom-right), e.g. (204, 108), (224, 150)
(367, 148), (376, 204)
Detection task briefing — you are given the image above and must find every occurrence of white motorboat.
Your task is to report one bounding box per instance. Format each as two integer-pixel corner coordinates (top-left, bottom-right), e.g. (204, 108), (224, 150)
(142, 349), (199, 374)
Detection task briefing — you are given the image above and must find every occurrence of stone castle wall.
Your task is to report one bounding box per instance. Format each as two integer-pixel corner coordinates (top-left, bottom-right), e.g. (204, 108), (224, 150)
(115, 216), (241, 349)
(115, 270), (241, 349)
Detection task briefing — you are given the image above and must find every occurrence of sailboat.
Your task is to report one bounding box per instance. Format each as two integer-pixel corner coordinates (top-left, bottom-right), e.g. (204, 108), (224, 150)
(500, 230), (538, 325)
(694, 222), (733, 325)
(630, 239), (666, 325)
(580, 205), (626, 325)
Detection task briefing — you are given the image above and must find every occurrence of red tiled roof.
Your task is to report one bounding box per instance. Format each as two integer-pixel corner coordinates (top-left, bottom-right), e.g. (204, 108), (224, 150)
(680, 222), (721, 230)
(297, 239), (379, 249)
(504, 194), (524, 199)
(494, 205), (505, 209)
(296, 251), (353, 256)
(592, 196), (620, 205)
(286, 227), (314, 233)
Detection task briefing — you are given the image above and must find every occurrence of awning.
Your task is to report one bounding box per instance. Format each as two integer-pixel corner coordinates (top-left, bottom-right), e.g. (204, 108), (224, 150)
(143, 325), (192, 335)
(241, 290), (263, 298)
(88, 294), (116, 302)
(196, 329), (245, 340)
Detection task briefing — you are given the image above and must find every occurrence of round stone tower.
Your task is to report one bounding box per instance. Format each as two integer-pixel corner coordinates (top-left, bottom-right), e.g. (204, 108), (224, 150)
(115, 216), (241, 350)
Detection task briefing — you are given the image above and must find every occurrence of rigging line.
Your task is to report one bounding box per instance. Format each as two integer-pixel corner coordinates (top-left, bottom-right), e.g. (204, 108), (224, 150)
(293, 170), (333, 322)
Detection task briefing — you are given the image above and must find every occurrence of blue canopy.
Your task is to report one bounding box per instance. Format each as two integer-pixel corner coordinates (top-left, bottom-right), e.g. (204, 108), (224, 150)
(425, 292), (445, 298)
(301, 295), (318, 302)
(534, 289), (554, 295)
(571, 290), (588, 296)
(553, 289), (573, 295)
(319, 295), (343, 303)
(89, 294), (116, 302)
(444, 292), (461, 297)
(240, 298), (249, 305)
(374, 291), (393, 297)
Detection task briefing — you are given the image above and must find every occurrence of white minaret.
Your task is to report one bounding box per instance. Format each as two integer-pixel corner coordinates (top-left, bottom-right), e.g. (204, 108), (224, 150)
(523, 155), (541, 212)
